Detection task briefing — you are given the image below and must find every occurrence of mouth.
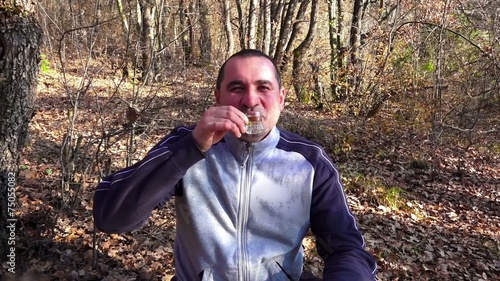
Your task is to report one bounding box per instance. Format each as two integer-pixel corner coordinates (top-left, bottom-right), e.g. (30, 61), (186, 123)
(245, 111), (265, 135)
(242, 108), (266, 118)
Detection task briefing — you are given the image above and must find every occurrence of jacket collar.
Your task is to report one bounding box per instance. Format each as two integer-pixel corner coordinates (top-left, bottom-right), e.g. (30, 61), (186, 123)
(223, 127), (280, 163)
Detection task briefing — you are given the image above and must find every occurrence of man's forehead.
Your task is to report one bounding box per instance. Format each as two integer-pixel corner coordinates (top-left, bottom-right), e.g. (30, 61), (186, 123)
(223, 56), (277, 81)
(226, 56), (273, 69)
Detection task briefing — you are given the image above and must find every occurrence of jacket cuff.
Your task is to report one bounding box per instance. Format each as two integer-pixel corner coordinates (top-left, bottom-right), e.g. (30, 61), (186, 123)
(168, 132), (206, 174)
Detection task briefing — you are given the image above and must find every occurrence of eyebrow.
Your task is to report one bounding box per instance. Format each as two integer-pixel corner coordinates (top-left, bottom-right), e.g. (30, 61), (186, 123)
(226, 80), (245, 89)
(255, 80), (273, 87)
(226, 79), (274, 89)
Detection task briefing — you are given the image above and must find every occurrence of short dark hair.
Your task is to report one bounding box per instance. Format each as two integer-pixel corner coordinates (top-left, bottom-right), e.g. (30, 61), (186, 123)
(215, 49), (282, 91)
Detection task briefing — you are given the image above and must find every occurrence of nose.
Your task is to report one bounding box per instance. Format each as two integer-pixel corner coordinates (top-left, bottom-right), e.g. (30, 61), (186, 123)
(240, 88), (260, 110)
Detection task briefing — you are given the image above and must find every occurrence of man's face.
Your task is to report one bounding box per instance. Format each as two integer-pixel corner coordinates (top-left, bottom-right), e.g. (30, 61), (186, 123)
(215, 56), (286, 142)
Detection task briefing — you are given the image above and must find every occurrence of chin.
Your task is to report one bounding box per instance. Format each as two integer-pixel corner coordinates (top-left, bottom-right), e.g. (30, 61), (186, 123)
(241, 132), (267, 143)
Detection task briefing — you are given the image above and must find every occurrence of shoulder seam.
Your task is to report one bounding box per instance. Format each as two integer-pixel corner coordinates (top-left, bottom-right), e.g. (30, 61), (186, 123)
(279, 134), (335, 169)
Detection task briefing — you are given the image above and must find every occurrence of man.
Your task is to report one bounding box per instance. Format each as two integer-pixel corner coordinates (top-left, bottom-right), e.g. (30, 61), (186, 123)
(93, 49), (377, 280)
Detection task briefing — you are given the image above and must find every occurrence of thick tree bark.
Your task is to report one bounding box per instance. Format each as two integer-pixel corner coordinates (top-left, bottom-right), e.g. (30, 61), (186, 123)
(0, 10), (42, 263)
(349, 0), (363, 65)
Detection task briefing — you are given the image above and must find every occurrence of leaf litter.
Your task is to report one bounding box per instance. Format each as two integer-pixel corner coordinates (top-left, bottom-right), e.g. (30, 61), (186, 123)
(2, 67), (499, 281)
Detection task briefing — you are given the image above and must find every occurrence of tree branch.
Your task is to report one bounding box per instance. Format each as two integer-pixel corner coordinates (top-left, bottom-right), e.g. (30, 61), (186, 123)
(393, 21), (500, 71)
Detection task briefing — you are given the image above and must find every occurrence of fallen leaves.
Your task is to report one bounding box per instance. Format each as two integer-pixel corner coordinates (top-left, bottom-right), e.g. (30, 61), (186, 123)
(4, 68), (499, 281)
(342, 117), (500, 281)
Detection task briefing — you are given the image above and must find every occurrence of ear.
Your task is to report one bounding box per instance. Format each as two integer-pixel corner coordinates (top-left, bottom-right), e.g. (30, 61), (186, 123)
(279, 88), (286, 111)
(215, 90), (221, 105)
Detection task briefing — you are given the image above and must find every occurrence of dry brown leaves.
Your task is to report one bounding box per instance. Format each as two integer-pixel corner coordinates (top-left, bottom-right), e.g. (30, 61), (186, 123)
(2, 68), (499, 281)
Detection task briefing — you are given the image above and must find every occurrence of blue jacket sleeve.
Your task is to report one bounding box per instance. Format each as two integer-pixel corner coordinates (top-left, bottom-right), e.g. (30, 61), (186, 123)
(310, 155), (377, 280)
(92, 127), (205, 233)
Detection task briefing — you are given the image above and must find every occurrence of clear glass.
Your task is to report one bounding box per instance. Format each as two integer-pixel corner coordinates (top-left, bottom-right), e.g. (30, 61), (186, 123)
(245, 111), (265, 135)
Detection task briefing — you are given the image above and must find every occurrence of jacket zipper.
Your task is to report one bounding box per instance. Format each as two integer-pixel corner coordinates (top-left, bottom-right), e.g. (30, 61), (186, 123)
(237, 143), (253, 281)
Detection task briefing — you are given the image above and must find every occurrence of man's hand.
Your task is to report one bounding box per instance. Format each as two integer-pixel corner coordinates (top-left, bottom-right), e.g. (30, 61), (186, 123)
(192, 106), (248, 152)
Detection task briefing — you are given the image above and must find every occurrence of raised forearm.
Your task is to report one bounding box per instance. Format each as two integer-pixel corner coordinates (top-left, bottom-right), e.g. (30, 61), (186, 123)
(93, 132), (205, 233)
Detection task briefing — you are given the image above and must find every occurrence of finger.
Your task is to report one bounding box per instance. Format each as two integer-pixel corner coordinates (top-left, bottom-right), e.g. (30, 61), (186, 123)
(206, 106), (246, 134)
(215, 119), (245, 138)
(214, 106), (248, 122)
(220, 106), (248, 132)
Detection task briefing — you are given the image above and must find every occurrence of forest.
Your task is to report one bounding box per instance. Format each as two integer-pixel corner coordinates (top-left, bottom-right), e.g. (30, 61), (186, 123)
(0, 0), (498, 280)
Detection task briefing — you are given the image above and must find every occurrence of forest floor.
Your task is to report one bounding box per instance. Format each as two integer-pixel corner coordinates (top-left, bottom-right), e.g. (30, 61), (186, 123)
(2, 66), (499, 281)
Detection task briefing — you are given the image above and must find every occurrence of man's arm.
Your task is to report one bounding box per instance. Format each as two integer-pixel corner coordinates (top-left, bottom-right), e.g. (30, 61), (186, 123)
(310, 158), (377, 281)
(93, 127), (205, 233)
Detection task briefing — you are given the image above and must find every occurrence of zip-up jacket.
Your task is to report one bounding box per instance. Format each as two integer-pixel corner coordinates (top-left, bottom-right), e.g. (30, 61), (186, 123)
(93, 126), (377, 281)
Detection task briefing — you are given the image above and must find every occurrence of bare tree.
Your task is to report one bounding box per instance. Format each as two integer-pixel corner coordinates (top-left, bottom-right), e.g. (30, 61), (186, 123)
(349, 0), (363, 65)
(137, 0), (155, 82)
(116, 0), (130, 39)
(198, 0), (212, 63)
(178, 0), (193, 63)
(327, 0), (344, 100)
(282, 0), (311, 71)
(431, 0), (452, 140)
(221, 0), (235, 55)
(260, 0), (271, 54)
(273, 0), (299, 69)
(235, 0), (247, 50)
(269, 0), (285, 57)
(0, 0), (42, 261)
(292, 0), (318, 101)
(247, 0), (258, 48)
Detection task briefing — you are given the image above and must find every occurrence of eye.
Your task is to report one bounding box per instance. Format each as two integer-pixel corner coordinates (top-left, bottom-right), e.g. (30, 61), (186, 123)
(259, 85), (271, 92)
(256, 81), (273, 92)
(230, 86), (244, 92)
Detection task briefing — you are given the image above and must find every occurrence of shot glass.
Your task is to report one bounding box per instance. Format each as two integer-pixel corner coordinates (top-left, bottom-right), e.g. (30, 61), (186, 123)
(245, 111), (265, 135)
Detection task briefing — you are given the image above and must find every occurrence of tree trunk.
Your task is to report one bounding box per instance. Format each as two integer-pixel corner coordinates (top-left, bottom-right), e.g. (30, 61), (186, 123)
(187, 1), (196, 63)
(178, 0), (192, 63)
(292, 0), (318, 102)
(261, 0), (271, 54)
(274, 0), (299, 70)
(336, 0), (346, 100)
(0, 6), (42, 264)
(221, 0), (234, 55)
(138, 0), (155, 83)
(280, 0), (310, 72)
(116, 0), (131, 78)
(235, 0), (246, 50)
(198, 0), (212, 63)
(156, 0), (171, 69)
(269, 0), (285, 57)
(327, 0), (338, 99)
(116, 0), (130, 39)
(349, 0), (362, 65)
(247, 0), (258, 48)
(284, 0), (311, 56)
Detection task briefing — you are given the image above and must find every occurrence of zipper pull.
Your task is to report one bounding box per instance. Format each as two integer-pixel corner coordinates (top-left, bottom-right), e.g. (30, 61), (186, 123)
(241, 143), (252, 168)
